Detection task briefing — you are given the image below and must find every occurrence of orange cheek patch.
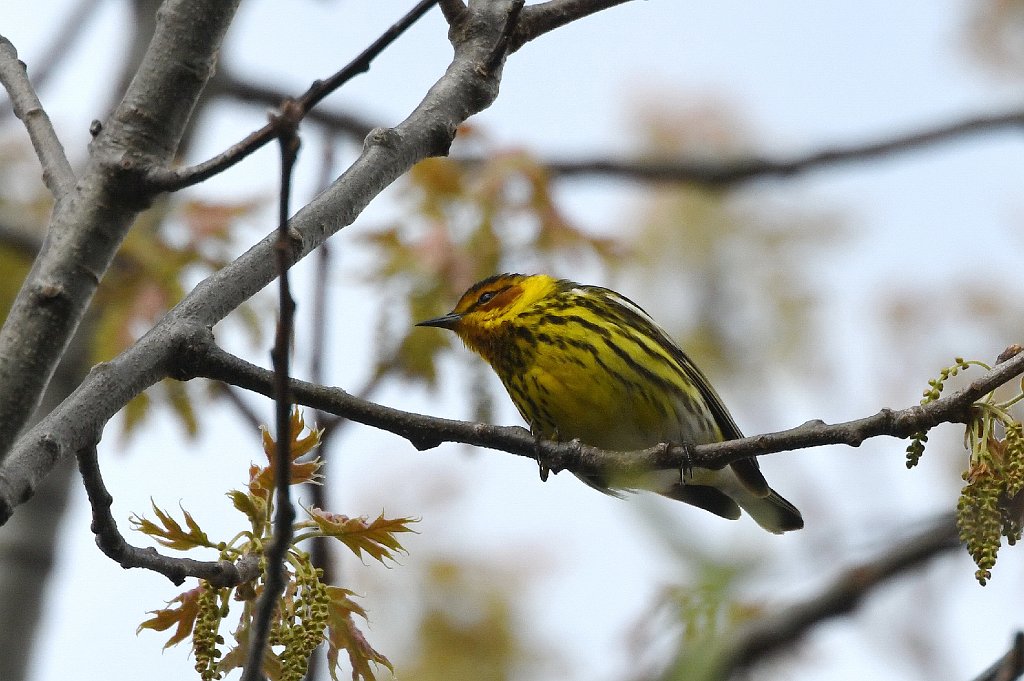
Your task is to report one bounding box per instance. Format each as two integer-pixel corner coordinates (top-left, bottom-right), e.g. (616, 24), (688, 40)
(480, 284), (523, 312)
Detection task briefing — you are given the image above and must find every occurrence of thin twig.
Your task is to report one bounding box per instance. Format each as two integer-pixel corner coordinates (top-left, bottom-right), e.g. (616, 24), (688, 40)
(191, 343), (1024, 479)
(211, 68), (376, 141)
(75, 445), (260, 586)
(517, 108), (1024, 186)
(241, 105), (302, 681)
(299, 0), (440, 114)
(0, 36), (75, 198)
(148, 0), (440, 192)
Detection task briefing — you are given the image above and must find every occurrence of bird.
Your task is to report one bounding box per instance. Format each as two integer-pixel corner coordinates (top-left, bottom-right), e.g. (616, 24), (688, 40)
(417, 273), (803, 533)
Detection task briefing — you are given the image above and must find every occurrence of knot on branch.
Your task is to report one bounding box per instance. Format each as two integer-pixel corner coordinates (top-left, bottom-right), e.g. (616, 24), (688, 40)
(363, 126), (402, 153)
(269, 99), (303, 150)
(166, 323), (217, 381)
(104, 151), (162, 210)
(206, 553), (262, 588)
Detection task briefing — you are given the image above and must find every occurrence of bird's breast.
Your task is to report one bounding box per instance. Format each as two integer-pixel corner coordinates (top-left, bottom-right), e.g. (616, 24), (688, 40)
(499, 339), (690, 450)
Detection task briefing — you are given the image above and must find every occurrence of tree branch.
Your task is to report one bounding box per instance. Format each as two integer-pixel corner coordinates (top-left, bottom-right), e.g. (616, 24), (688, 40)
(697, 514), (961, 679)
(0, 36), (75, 198)
(240, 104), (301, 681)
(147, 0), (440, 192)
(0, 0), (240, 462)
(511, 109), (1024, 186)
(76, 444), (260, 587)
(185, 343), (1024, 480)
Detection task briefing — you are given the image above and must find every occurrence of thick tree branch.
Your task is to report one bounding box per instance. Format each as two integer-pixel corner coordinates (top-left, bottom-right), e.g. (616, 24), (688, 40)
(697, 514), (961, 679)
(0, 0), (240, 462)
(185, 343), (1024, 480)
(147, 0), (440, 192)
(76, 444), (260, 586)
(0, 0), (602, 526)
(0, 36), (75, 198)
(519, 109), (1024, 186)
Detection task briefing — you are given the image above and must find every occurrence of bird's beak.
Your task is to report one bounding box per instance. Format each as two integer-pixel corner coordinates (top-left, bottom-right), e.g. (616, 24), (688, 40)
(416, 312), (462, 330)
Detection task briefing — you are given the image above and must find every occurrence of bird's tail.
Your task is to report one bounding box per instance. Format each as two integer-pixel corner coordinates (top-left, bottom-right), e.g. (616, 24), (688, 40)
(734, 488), (804, 534)
(658, 466), (804, 534)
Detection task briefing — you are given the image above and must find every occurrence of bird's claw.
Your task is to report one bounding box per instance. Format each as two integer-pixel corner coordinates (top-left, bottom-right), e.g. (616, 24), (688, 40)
(671, 442), (693, 485)
(533, 431), (550, 482)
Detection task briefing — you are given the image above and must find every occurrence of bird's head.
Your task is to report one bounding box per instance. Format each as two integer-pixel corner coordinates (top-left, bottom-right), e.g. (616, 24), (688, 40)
(417, 273), (558, 357)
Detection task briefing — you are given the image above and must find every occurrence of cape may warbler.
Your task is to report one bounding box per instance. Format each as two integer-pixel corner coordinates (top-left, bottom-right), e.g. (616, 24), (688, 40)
(418, 273), (803, 533)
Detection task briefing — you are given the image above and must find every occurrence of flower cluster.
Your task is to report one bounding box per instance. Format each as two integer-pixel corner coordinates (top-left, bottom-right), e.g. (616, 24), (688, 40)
(908, 356), (1024, 584)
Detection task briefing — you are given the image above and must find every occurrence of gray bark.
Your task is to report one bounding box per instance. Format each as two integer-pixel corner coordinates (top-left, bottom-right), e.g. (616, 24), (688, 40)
(0, 0), (240, 460)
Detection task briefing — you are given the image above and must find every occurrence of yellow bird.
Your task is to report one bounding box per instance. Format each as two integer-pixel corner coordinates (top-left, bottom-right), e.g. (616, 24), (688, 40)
(419, 273), (803, 533)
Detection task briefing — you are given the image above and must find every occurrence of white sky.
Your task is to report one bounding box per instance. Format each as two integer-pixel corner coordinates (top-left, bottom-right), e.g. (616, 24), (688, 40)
(3, 1), (1024, 680)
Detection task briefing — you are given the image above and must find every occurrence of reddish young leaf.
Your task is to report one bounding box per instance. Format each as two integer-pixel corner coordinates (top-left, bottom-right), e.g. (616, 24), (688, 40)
(308, 510), (416, 564)
(250, 409), (323, 495)
(325, 586), (392, 681)
(137, 586), (203, 649)
(131, 500), (215, 550)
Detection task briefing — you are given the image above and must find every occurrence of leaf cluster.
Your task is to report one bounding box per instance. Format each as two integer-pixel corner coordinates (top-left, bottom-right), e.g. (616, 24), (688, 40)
(135, 409), (416, 680)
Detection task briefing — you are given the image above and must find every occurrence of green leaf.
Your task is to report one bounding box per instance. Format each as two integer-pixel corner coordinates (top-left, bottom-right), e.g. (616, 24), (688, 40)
(227, 489), (266, 527)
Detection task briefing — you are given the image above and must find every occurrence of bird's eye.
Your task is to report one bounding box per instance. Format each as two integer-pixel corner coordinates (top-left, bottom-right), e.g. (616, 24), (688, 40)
(477, 290), (497, 305)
